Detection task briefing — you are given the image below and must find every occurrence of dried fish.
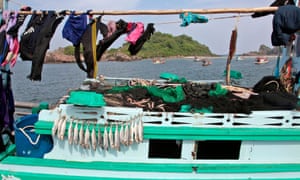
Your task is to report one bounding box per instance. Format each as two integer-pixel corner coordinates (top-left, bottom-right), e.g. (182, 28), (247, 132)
(98, 125), (103, 148)
(84, 123), (90, 149)
(91, 123), (97, 151)
(73, 120), (79, 144)
(56, 115), (64, 139)
(103, 126), (109, 150)
(124, 124), (129, 146)
(134, 120), (139, 143)
(109, 125), (114, 149)
(129, 121), (134, 145)
(138, 119), (144, 142)
(226, 27), (238, 85)
(79, 121), (85, 147)
(114, 124), (120, 151)
(119, 125), (124, 145)
(68, 118), (73, 145)
(59, 116), (67, 140)
(51, 110), (61, 137)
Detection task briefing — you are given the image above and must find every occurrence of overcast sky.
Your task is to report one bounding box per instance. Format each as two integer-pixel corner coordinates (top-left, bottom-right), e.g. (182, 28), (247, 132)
(8, 0), (275, 55)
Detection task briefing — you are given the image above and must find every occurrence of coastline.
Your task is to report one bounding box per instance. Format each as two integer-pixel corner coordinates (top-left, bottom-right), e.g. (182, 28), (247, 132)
(44, 51), (277, 64)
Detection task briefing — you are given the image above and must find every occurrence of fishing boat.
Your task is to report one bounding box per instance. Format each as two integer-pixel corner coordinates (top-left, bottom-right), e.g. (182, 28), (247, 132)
(201, 59), (212, 66)
(193, 56), (202, 62)
(255, 56), (269, 64)
(1, 4), (300, 180)
(236, 55), (244, 61)
(152, 57), (166, 64)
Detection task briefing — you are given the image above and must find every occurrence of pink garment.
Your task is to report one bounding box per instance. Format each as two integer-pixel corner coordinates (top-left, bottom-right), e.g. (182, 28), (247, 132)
(125, 22), (144, 45)
(107, 20), (116, 38)
(1, 11), (19, 68)
(6, 11), (18, 51)
(2, 38), (19, 67)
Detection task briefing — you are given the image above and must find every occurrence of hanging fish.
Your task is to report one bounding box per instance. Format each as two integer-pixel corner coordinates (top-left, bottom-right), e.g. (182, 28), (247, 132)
(73, 120), (79, 144)
(109, 125), (114, 149)
(119, 124), (124, 145)
(134, 120), (139, 143)
(79, 121), (85, 147)
(129, 121), (134, 145)
(56, 115), (65, 139)
(68, 118), (74, 145)
(225, 27), (238, 85)
(103, 126), (109, 150)
(124, 124), (129, 146)
(138, 118), (144, 143)
(114, 124), (120, 151)
(52, 110), (62, 137)
(98, 125), (103, 149)
(91, 123), (97, 151)
(84, 122), (91, 149)
(59, 116), (67, 140)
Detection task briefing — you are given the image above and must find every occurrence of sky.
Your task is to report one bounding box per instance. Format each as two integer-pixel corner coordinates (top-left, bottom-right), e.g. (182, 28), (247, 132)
(7, 0), (276, 55)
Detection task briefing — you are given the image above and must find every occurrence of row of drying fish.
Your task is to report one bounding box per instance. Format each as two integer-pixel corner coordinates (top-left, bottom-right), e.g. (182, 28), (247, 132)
(52, 115), (144, 151)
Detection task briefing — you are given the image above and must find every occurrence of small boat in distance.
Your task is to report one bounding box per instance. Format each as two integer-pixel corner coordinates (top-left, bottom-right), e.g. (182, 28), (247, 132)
(201, 59), (212, 66)
(193, 56), (202, 62)
(236, 55), (244, 61)
(152, 57), (165, 64)
(255, 56), (269, 64)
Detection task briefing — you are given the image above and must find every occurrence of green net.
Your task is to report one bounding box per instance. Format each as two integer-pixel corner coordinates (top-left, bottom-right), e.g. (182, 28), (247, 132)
(66, 91), (106, 107)
(146, 85), (185, 103)
(159, 72), (187, 83)
(208, 83), (228, 97)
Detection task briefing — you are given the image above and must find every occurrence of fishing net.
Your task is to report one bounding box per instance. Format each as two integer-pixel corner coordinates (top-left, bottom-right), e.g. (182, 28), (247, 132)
(146, 85), (185, 103)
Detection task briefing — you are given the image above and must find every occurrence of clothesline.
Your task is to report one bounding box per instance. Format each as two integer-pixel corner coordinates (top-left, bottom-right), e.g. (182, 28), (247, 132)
(15, 7), (278, 15)
(103, 14), (250, 26)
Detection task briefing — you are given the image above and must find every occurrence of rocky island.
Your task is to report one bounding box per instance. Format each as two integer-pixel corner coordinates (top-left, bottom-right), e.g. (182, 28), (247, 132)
(44, 32), (278, 63)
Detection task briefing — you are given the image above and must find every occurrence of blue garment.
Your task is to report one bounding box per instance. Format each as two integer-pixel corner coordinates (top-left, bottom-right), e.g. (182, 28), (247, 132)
(271, 5), (300, 46)
(62, 12), (88, 46)
(179, 12), (208, 27)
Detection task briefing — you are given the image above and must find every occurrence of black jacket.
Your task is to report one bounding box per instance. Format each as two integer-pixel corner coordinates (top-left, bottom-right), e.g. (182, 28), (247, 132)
(272, 5), (300, 46)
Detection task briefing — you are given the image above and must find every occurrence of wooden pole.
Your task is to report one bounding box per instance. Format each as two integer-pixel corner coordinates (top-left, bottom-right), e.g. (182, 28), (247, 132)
(18, 6), (278, 15)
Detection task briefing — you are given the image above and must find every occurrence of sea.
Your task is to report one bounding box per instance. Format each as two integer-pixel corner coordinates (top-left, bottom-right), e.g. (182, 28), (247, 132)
(10, 57), (277, 105)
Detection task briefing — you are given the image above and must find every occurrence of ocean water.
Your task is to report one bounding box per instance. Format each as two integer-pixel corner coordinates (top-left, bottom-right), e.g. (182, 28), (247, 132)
(11, 57), (277, 105)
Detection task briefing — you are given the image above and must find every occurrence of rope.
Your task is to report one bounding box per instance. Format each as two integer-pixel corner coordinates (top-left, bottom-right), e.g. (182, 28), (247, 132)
(209, 14), (250, 21)
(102, 14), (250, 27)
(18, 125), (41, 145)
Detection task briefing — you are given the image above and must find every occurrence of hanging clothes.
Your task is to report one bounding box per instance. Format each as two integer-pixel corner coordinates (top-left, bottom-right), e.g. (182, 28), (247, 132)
(128, 23), (155, 55)
(125, 22), (144, 45)
(271, 5), (300, 46)
(19, 12), (47, 60)
(1, 11), (18, 67)
(0, 22), (8, 65)
(107, 20), (116, 38)
(96, 19), (128, 60)
(62, 11), (88, 46)
(21, 11), (64, 81)
(74, 16), (107, 78)
(179, 12), (208, 27)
